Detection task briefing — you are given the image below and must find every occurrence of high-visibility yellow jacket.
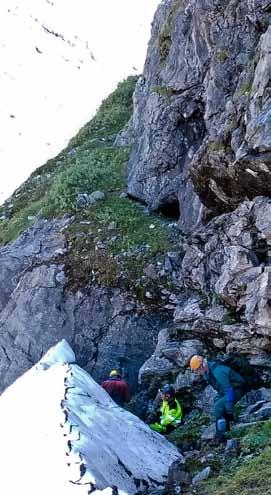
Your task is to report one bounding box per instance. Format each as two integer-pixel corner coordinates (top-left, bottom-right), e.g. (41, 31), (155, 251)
(150, 398), (182, 433)
(160, 398), (182, 427)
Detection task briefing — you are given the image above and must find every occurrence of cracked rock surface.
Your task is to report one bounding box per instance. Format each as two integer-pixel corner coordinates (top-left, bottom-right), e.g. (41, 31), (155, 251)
(0, 219), (164, 393)
(126, 0), (271, 230)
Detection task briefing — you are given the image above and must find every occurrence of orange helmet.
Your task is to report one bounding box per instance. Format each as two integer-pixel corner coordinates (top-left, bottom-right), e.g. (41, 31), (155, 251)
(190, 355), (204, 371)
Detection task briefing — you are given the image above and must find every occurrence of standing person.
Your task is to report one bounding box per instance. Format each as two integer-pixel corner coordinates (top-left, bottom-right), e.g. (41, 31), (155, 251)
(101, 369), (131, 407)
(149, 384), (182, 435)
(189, 355), (247, 443)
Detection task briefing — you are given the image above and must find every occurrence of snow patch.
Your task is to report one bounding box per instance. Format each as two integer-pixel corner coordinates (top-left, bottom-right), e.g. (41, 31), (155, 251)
(0, 339), (182, 494)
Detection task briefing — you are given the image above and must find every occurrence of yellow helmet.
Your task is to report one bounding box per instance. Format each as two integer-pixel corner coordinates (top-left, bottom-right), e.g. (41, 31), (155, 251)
(109, 369), (120, 377)
(190, 355), (203, 371)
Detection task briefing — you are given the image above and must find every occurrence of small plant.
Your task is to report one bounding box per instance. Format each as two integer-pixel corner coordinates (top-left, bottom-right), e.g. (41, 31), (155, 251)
(216, 49), (229, 63)
(151, 86), (174, 101)
(236, 81), (252, 97)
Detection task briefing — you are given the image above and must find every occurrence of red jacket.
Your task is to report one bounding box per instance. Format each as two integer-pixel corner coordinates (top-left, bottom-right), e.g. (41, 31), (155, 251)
(101, 377), (131, 406)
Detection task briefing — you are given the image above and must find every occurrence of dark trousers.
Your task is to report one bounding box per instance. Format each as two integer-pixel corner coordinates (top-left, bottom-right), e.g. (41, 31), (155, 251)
(214, 388), (245, 421)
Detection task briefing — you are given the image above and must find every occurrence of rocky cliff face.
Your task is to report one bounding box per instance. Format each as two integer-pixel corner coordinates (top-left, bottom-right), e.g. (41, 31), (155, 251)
(0, 218), (165, 393)
(126, 0), (271, 398)
(1, 0), (271, 416)
(127, 0), (271, 231)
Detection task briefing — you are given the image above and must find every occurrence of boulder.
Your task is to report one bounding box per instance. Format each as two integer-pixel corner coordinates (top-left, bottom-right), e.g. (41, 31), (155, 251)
(0, 340), (182, 495)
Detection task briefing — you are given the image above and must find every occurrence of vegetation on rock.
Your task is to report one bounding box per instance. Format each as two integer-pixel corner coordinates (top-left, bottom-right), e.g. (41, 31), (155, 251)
(0, 75), (177, 303)
(157, 0), (183, 62)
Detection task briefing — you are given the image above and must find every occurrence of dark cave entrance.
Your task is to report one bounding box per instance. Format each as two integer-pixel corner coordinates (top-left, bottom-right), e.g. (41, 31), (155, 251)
(158, 199), (180, 220)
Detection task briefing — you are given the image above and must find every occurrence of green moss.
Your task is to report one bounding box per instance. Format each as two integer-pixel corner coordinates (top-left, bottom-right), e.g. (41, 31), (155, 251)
(216, 49), (229, 63)
(151, 85), (175, 100)
(208, 139), (232, 154)
(157, 0), (183, 62)
(236, 81), (252, 97)
(88, 196), (171, 256)
(239, 419), (271, 451)
(62, 194), (172, 294)
(221, 312), (236, 325)
(208, 141), (225, 153)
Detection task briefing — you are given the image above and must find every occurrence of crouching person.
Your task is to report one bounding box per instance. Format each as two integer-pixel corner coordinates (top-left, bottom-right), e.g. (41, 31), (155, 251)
(101, 369), (131, 407)
(149, 384), (182, 435)
(190, 355), (247, 443)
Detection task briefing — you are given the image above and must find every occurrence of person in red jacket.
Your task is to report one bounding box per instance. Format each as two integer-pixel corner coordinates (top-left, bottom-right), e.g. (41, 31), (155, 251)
(101, 369), (131, 407)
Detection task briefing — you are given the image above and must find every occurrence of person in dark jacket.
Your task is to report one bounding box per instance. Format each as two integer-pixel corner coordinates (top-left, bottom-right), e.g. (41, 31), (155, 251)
(101, 369), (131, 407)
(190, 355), (247, 442)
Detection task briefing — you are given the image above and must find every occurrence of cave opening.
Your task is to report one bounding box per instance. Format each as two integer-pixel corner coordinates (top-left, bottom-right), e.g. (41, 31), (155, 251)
(158, 200), (180, 220)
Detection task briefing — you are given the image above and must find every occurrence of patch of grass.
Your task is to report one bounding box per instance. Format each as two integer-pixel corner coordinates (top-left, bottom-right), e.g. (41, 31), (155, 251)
(204, 446), (271, 495)
(88, 196), (171, 255)
(62, 194), (174, 297)
(0, 199), (44, 244)
(221, 312), (236, 325)
(208, 139), (232, 154)
(44, 147), (129, 216)
(69, 76), (137, 149)
(64, 234), (119, 290)
(0, 76), (137, 245)
(151, 85), (175, 100)
(239, 419), (271, 451)
(200, 420), (271, 495)
(208, 140), (225, 153)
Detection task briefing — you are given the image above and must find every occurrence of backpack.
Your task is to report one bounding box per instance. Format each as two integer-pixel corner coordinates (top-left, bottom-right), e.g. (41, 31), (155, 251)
(215, 354), (264, 391)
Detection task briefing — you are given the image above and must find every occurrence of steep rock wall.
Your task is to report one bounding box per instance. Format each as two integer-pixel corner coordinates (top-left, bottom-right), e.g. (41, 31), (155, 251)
(127, 0), (271, 230)
(0, 219), (165, 393)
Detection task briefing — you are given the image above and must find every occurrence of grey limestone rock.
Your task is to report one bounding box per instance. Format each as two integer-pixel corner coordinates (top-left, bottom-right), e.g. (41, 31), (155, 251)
(192, 466), (211, 486)
(0, 220), (164, 393)
(125, 0), (271, 230)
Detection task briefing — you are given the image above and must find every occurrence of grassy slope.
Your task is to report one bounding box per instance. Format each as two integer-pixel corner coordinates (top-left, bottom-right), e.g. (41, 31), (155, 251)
(0, 76), (137, 243)
(201, 420), (271, 495)
(0, 76), (175, 300)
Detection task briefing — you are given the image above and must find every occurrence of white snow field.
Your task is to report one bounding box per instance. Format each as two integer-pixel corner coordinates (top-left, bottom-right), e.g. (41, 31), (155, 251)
(0, 340), (182, 494)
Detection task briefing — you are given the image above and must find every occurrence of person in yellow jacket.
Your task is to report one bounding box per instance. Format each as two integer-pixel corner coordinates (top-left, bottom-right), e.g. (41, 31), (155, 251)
(149, 384), (182, 434)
